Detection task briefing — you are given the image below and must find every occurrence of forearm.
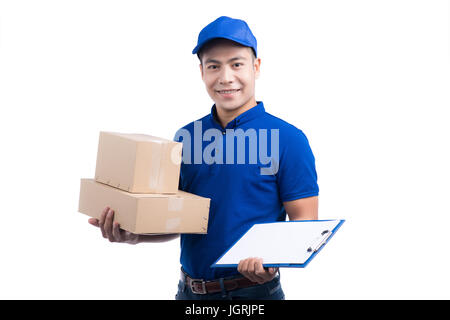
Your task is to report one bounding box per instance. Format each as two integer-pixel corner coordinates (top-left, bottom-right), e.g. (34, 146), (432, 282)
(136, 233), (180, 243)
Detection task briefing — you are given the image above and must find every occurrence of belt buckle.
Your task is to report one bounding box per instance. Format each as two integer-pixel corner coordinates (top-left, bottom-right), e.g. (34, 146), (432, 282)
(189, 279), (207, 295)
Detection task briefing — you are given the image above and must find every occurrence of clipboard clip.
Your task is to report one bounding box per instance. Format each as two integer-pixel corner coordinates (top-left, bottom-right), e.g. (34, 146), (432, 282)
(307, 230), (332, 253)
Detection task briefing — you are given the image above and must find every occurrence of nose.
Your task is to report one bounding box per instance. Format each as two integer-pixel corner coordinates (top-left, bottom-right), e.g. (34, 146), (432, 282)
(218, 66), (234, 85)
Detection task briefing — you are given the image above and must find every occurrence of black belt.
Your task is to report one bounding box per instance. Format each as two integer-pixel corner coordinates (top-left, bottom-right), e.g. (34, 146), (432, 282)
(181, 269), (259, 295)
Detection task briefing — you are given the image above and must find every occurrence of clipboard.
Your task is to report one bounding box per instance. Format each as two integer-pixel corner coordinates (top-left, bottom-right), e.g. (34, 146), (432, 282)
(211, 219), (345, 268)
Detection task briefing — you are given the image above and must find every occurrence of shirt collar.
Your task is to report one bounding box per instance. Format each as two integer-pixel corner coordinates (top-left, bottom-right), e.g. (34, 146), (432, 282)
(210, 101), (266, 129)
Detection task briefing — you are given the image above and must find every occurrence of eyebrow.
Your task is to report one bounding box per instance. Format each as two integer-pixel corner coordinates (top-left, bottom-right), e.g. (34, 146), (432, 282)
(204, 56), (247, 65)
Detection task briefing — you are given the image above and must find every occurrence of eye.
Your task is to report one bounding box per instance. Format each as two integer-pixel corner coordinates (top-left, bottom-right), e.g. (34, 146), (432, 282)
(233, 63), (243, 67)
(207, 65), (218, 70)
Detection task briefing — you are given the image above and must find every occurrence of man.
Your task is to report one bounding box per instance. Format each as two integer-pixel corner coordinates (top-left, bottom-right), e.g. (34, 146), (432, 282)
(88, 16), (319, 300)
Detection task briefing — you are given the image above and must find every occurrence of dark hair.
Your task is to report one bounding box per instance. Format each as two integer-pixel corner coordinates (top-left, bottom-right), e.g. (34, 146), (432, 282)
(197, 38), (256, 65)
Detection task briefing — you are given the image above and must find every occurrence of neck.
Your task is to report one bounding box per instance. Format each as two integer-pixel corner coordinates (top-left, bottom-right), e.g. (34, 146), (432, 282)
(215, 98), (257, 128)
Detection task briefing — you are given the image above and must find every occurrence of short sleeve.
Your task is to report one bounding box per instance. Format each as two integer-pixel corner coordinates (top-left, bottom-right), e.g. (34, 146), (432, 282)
(173, 131), (184, 191)
(276, 129), (319, 202)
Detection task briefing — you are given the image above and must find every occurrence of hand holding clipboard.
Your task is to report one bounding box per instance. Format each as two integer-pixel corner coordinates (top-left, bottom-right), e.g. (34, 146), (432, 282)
(211, 219), (345, 268)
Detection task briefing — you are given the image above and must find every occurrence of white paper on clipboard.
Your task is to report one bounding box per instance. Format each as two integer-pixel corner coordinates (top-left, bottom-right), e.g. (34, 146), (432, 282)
(211, 219), (343, 268)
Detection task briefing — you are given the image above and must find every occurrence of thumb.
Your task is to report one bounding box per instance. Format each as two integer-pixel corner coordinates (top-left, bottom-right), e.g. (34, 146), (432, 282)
(269, 267), (277, 274)
(88, 218), (99, 227)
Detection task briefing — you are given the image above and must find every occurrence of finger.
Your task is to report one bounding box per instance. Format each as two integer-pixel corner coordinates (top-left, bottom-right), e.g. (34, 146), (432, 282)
(88, 218), (99, 227)
(241, 258), (262, 284)
(237, 259), (246, 275)
(99, 207), (109, 238)
(238, 258), (251, 279)
(112, 221), (122, 242)
(247, 258), (256, 273)
(250, 258), (265, 283)
(126, 231), (139, 244)
(100, 206), (109, 222)
(254, 259), (265, 275)
(253, 259), (267, 284)
(243, 258), (260, 283)
(268, 267), (278, 275)
(104, 209), (115, 242)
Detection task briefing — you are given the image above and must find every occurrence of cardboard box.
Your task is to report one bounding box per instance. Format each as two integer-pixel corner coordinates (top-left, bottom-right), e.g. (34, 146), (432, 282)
(78, 179), (210, 234)
(95, 131), (182, 194)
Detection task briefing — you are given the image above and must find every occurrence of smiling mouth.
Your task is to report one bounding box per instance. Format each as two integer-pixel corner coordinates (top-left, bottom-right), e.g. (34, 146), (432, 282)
(216, 89), (240, 94)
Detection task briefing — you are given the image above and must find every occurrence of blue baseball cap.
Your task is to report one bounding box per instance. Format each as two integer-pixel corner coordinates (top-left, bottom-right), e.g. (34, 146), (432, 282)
(192, 16), (257, 57)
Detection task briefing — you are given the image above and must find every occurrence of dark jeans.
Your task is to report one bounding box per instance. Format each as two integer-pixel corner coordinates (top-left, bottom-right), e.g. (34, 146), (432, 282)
(175, 273), (285, 300)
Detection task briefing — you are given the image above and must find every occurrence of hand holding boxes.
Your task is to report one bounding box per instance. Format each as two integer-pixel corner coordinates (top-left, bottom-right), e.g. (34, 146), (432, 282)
(78, 131), (210, 234)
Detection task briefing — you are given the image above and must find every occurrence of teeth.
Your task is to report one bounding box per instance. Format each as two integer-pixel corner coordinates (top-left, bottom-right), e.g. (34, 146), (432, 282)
(219, 89), (239, 94)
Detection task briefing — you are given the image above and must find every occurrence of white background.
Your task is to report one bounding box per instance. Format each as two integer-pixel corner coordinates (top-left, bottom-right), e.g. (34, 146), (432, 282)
(0, 0), (449, 299)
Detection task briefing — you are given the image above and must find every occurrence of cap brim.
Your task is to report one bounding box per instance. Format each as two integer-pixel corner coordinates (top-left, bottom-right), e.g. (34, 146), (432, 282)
(192, 36), (255, 56)
(192, 44), (202, 54)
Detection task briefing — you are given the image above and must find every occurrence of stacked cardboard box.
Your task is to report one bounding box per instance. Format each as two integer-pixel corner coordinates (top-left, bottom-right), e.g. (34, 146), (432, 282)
(78, 131), (210, 234)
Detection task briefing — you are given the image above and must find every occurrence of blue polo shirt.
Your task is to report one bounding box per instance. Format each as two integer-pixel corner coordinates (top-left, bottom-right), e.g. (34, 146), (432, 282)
(174, 101), (319, 280)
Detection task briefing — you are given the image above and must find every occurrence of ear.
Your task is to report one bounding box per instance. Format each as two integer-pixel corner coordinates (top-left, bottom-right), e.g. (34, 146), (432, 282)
(254, 57), (261, 79)
(199, 63), (204, 80)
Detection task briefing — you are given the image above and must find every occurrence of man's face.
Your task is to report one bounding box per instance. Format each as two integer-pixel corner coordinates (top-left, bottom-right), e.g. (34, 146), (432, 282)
(200, 42), (261, 113)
